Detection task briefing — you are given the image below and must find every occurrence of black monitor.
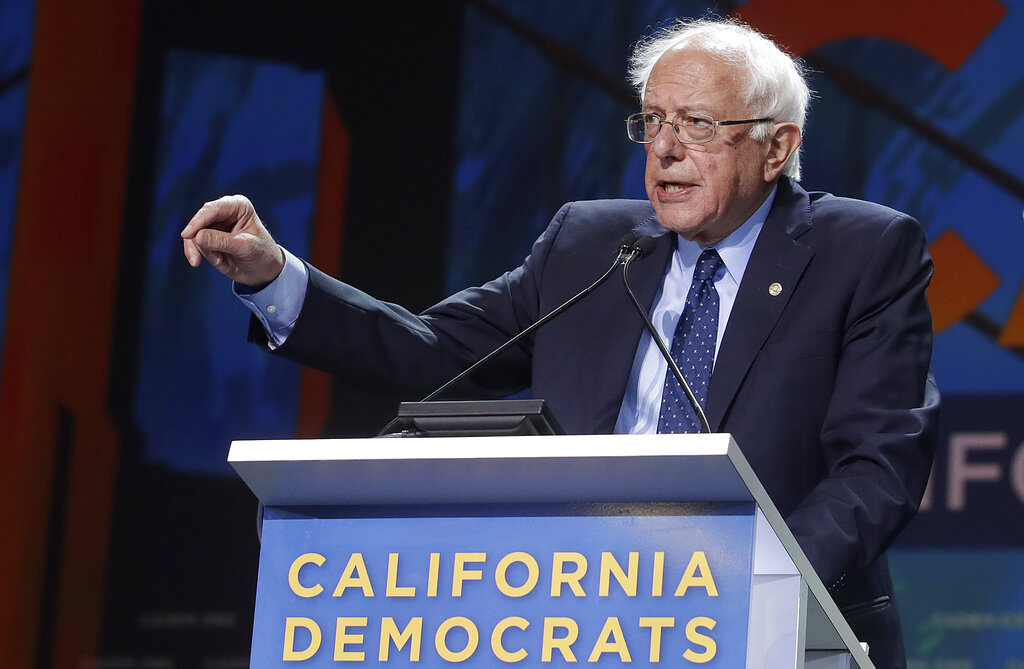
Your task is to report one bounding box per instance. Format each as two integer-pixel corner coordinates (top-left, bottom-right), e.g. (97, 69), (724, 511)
(378, 399), (564, 437)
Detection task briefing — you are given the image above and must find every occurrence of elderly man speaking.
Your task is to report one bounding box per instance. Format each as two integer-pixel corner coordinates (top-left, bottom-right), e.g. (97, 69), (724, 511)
(183, 18), (938, 667)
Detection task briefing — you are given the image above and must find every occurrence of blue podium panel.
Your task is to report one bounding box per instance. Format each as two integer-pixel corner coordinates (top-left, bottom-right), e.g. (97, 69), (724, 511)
(251, 506), (755, 667)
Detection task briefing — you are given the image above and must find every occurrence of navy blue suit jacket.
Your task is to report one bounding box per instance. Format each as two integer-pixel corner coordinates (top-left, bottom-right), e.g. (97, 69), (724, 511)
(264, 177), (938, 666)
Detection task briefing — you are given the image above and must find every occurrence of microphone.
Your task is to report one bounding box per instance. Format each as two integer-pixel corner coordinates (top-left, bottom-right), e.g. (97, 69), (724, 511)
(418, 234), (646, 403)
(621, 238), (711, 433)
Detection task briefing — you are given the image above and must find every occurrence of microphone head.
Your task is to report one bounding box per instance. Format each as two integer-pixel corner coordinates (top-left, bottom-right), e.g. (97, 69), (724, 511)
(632, 236), (657, 259)
(616, 234), (638, 254)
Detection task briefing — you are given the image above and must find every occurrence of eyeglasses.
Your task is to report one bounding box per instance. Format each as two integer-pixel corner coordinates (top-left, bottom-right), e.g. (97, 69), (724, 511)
(625, 112), (774, 145)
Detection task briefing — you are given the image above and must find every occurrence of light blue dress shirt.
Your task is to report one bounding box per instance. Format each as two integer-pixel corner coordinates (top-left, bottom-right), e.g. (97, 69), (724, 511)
(613, 186), (776, 434)
(234, 247), (308, 349)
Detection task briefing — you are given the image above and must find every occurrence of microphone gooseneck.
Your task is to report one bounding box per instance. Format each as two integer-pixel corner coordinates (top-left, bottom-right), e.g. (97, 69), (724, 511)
(420, 234), (643, 403)
(621, 239), (711, 433)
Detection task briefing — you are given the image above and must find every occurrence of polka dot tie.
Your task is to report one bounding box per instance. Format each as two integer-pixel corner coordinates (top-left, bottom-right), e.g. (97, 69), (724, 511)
(657, 249), (723, 434)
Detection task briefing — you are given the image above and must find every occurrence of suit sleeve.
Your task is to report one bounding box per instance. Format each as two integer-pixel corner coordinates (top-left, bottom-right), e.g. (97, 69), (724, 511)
(785, 212), (939, 588)
(250, 204), (573, 398)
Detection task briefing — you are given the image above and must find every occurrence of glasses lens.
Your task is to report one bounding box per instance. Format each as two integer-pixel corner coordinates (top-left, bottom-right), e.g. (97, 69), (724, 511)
(677, 113), (715, 143)
(626, 114), (651, 143)
(644, 114), (665, 141)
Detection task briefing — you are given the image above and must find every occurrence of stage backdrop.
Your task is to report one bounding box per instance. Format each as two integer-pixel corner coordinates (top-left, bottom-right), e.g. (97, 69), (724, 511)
(1, 0), (1021, 667)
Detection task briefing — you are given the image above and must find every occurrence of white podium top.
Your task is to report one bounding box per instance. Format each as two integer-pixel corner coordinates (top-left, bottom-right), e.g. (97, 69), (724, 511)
(228, 432), (756, 507)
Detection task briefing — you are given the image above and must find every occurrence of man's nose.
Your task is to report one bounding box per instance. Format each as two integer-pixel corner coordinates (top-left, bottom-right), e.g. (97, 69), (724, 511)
(650, 122), (686, 160)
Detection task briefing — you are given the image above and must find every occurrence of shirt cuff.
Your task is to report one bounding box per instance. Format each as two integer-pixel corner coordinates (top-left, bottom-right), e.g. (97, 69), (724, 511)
(233, 247), (309, 349)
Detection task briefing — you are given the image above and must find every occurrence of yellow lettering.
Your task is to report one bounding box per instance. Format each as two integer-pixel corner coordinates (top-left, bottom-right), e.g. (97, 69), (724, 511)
(652, 551), (665, 597)
(495, 552), (540, 597)
(379, 617), (422, 661)
(452, 552), (486, 596)
(334, 617), (367, 661)
(674, 551), (718, 597)
(551, 552), (587, 597)
(587, 617), (631, 662)
(332, 553), (374, 597)
(386, 553), (416, 597)
(428, 552), (440, 597)
(491, 616), (529, 662)
(287, 553), (325, 598)
(599, 551), (638, 596)
(282, 617), (321, 661)
(542, 617), (579, 662)
(435, 616), (479, 662)
(683, 617), (717, 663)
(639, 617), (674, 662)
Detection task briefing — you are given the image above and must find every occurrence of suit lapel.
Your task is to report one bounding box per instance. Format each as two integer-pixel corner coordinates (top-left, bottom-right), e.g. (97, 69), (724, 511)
(590, 214), (674, 433)
(705, 179), (814, 431)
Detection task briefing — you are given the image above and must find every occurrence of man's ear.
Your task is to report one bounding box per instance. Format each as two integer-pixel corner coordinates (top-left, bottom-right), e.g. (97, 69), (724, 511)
(763, 123), (801, 181)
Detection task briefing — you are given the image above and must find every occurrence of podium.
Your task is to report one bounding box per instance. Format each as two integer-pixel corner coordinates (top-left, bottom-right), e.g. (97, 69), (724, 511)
(229, 433), (874, 668)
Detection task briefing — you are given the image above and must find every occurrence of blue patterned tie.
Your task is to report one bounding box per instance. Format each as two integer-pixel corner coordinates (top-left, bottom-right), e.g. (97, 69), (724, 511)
(658, 249), (723, 433)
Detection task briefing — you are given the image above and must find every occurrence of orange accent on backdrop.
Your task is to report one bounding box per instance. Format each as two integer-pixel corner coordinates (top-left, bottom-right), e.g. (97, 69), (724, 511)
(296, 92), (350, 438)
(998, 284), (1024, 347)
(927, 230), (1001, 334)
(0, 0), (141, 665)
(736, 0), (1005, 70)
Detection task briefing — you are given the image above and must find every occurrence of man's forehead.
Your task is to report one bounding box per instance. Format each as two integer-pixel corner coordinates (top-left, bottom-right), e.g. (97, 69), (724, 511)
(644, 47), (744, 107)
(649, 47), (735, 85)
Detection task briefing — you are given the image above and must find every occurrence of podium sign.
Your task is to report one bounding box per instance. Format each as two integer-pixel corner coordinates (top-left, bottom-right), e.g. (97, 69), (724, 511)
(252, 508), (755, 666)
(230, 433), (874, 668)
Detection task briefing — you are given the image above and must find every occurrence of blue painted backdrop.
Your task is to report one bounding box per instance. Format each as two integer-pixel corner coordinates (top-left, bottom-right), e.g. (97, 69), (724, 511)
(0, 0), (33, 366)
(137, 51), (324, 474)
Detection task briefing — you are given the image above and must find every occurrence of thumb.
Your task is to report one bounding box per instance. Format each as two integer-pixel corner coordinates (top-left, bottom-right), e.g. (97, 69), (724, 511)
(196, 228), (243, 255)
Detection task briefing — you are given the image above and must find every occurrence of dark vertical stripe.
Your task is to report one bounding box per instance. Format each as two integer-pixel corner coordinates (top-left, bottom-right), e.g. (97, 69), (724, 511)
(34, 404), (75, 669)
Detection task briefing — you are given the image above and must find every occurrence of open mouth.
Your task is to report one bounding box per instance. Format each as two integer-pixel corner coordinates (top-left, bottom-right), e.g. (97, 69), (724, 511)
(659, 181), (696, 194)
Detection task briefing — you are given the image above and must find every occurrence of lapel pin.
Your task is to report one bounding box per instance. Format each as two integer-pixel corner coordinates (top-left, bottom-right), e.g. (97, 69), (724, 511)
(768, 282), (783, 296)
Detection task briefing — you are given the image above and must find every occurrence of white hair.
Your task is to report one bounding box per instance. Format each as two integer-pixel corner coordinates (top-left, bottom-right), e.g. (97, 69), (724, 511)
(628, 18), (811, 180)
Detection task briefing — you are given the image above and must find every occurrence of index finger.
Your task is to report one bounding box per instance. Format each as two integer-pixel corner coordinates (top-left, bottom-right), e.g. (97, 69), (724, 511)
(180, 195), (253, 239)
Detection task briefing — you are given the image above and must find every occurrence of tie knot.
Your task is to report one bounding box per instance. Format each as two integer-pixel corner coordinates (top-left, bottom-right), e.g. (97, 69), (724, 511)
(694, 249), (723, 283)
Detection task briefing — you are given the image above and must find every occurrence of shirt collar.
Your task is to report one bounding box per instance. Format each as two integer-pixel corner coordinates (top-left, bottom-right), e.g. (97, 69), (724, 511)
(675, 184), (778, 283)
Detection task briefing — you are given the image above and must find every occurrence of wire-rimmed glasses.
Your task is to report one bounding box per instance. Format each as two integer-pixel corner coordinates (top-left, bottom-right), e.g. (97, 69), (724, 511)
(625, 111), (774, 145)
